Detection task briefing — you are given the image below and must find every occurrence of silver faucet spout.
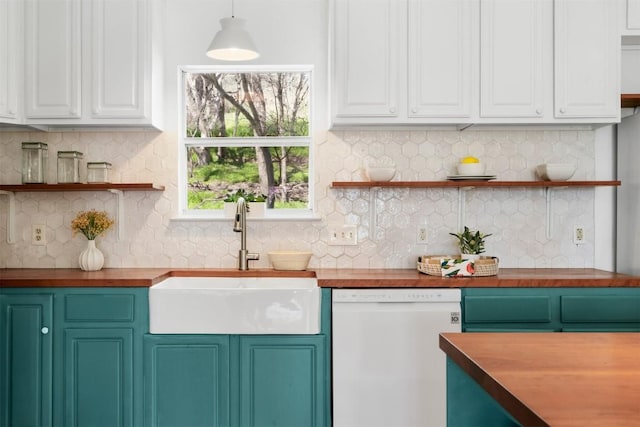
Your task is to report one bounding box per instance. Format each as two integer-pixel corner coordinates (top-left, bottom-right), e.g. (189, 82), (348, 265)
(233, 197), (259, 270)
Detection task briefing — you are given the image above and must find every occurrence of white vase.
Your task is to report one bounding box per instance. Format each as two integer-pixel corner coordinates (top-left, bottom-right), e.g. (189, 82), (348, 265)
(79, 240), (104, 271)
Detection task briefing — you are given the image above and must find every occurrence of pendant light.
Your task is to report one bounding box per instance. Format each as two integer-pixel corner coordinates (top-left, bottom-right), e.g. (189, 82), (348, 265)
(206, 0), (259, 61)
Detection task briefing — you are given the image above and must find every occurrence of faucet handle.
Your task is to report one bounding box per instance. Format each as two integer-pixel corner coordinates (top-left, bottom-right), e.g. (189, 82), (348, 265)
(247, 253), (260, 261)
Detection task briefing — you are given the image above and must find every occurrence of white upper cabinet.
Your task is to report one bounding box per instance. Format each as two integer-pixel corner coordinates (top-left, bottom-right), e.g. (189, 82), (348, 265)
(331, 0), (620, 127)
(479, 0), (551, 118)
(88, 0), (147, 119)
(408, 0), (473, 119)
(333, 0), (403, 120)
(620, 0), (640, 35)
(554, 0), (619, 120)
(0, 0), (22, 123)
(23, 0), (162, 129)
(24, 0), (82, 119)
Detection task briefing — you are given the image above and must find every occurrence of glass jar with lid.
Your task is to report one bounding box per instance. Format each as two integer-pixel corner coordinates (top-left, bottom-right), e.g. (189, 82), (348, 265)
(57, 151), (83, 183)
(87, 162), (112, 183)
(21, 142), (48, 183)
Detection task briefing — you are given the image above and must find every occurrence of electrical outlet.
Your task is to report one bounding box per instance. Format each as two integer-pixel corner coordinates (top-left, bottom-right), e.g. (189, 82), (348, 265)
(573, 226), (585, 245)
(417, 226), (428, 244)
(32, 224), (46, 246)
(328, 224), (358, 246)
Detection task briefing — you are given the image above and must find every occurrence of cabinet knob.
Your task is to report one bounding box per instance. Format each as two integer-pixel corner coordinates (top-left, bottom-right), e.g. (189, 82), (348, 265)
(536, 108), (542, 115)
(389, 107), (396, 114)
(559, 108), (566, 114)
(41, 327), (49, 335)
(412, 107), (418, 113)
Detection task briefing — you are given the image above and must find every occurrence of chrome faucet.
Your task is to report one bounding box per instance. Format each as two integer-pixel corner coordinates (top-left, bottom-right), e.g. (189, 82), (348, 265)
(233, 197), (259, 270)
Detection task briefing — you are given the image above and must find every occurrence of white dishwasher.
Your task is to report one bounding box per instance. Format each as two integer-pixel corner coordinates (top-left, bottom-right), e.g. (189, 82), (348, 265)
(332, 288), (461, 427)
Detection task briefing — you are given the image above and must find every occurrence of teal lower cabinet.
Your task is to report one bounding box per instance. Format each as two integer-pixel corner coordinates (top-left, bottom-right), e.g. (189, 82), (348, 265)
(144, 335), (230, 427)
(144, 334), (329, 427)
(238, 335), (327, 427)
(0, 287), (147, 427)
(144, 289), (331, 427)
(462, 287), (640, 332)
(560, 294), (640, 331)
(0, 293), (53, 427)
(462, 288), (556, 332)
(63, 328), (134, 427)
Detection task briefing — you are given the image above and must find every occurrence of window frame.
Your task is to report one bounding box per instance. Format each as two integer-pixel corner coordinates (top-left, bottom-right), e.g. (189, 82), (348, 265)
(177, 65), (316, 220)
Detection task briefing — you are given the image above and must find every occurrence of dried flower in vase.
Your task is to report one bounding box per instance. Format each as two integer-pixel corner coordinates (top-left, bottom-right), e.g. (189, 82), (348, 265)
(71, 209), (114, 240)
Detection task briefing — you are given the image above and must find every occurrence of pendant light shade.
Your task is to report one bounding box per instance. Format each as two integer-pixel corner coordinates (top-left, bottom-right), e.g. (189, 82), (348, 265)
(207, 17), (259, 61)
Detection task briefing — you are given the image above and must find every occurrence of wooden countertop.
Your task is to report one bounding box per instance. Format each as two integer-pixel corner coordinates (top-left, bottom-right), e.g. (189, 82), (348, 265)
(439, 332), (640, 427)
(0, 268), (639, 288)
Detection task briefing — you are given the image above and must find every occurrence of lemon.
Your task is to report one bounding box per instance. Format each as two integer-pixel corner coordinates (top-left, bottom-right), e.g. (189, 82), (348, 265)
(461, 156), (479, 164)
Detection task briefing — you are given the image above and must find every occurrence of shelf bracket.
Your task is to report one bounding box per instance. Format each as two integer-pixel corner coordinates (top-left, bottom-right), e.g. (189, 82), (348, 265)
(0, 191), (15, 244)
(457, 186), (473, 232)
(369, 187), (378, 240)
(544, 186), (568, 239)
(108, 189), (124, 240)
(545, 187), (552, 239)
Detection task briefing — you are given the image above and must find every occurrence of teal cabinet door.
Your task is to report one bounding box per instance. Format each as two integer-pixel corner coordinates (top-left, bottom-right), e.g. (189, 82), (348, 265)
(0, 294), (53, 427)
(144, 335), (230, 427)
(237, 335), (327, 427)
(63, 328), (134, 427)
(58, 288), (147, 427)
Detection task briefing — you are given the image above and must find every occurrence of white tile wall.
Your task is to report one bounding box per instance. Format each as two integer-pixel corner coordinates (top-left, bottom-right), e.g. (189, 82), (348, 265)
(0, 129), (595, 269)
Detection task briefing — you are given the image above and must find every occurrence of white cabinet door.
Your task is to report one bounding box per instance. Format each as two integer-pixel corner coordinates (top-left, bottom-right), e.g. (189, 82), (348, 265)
(25, 0), (81, 118)
(408, 0), (473, 118)
(333, 0), (403, 119)
(87, 0), (147, 119)
(0, 0), (21, 121)
(554, 0), (619, 119)
(480, 0), (550, 118)
(621, 0), (640, 34)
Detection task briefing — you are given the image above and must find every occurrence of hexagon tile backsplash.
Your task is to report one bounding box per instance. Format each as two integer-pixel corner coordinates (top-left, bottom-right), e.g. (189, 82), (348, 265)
(0, 129), (595, 269)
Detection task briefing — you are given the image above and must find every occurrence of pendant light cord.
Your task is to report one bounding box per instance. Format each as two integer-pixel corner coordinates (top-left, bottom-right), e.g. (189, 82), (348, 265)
(231, 0), (235, 18)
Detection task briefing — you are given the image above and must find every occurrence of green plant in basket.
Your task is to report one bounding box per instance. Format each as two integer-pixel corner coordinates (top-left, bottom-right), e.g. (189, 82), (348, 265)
(449, 226), (492, 255)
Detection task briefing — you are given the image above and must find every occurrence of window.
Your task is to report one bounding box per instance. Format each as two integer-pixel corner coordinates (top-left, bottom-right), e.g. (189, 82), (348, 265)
(178, 66), (313, 218)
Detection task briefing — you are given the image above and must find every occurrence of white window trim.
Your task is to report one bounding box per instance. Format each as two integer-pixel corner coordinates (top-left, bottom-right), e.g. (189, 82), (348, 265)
(176, 65), (316, 220)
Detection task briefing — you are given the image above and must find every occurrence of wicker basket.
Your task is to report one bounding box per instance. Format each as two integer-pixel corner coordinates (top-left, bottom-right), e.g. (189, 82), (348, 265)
(417, 255), (499, 277)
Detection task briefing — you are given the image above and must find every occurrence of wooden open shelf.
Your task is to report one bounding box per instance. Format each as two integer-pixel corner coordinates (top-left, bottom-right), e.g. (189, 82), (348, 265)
(0, 183), (164, 243)
(331, 180), (621, 189)
(621, 94), (640, 108)
(0, 183), (164, 192)
(331, 180), (621, 240)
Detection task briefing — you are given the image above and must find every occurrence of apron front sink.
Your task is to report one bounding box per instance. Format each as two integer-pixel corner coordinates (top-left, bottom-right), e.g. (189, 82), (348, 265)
(149, 276), (320, 334)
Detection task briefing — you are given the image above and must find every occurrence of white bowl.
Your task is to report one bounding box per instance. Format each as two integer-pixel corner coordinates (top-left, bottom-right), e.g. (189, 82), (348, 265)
(536, 163), (576, 181)
(457, 162), (486, 176)
(366, 167), (396, 181)
(267, 251), (312, 271)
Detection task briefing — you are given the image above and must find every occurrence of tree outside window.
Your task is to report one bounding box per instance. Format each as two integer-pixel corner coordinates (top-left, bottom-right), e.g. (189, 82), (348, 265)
(180, 67), (312, 214)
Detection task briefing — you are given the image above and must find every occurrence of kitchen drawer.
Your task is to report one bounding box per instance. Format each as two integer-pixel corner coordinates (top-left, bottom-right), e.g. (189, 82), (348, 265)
(65, 293), (135, 322)
(464, 296), (552, 323)
(561, 295), (640, 323)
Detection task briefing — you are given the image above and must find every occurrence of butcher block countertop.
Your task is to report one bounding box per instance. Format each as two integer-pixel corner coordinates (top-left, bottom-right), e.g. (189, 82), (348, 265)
(440, 332), (640, 427)
(0, 268), (639, 288)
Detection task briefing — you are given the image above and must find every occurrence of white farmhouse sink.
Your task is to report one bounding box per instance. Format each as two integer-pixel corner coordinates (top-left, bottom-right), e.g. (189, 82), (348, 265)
(149, 276), (321, 334)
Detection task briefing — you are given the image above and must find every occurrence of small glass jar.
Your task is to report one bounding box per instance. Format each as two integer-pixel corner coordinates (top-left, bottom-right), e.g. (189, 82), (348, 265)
(57, 151), (83, 183)
(21, 142), (48, 184)
(87, 162), (112, 183)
